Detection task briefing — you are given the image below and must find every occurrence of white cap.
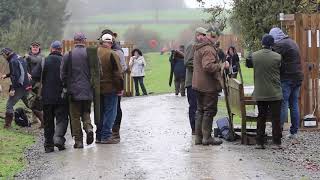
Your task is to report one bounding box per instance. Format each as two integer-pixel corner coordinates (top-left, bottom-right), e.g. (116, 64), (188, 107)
(101, 34), (113, 42)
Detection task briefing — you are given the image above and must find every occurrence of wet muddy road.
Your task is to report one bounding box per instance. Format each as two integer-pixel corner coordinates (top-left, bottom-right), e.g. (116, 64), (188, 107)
(42, 94), (282, 180)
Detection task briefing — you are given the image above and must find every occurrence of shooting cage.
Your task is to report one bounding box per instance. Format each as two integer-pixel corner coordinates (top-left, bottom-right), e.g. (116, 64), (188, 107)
(62, 40), (135, 97)
(282, 13), (320, 129)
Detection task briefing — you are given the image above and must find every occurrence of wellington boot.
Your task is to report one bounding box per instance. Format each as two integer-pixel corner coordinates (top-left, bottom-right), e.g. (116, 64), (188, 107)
(202, 115), (222, 146)
(4, 112), (14, 129)
(194, 112), (203, 145)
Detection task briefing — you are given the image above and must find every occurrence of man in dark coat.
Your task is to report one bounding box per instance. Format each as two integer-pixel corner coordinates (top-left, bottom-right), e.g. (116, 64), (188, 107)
(32, 41), (69, 153)
(184, 37), (197, 135)
(1, 48), (32, 129)
(269, 27), (304, 139)
(171, 45), (186, 96)
(61, 32), (94, 148)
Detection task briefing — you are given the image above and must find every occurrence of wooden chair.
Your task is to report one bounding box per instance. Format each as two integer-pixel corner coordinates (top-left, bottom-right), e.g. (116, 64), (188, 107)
(226, 78), (258, 144)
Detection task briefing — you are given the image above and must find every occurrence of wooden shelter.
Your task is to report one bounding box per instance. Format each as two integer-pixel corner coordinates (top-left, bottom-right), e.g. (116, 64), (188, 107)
(282, 14), (320, 128)
(62, 40), (134, 97)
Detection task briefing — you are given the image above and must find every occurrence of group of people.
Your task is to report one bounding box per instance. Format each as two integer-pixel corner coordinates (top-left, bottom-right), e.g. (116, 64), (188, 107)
(182, 26), (302, 148)
(248, 27), (303, 149)
(1, 25), (302, 151)
(170, 36), (240, 97)
(0, 29), (144, 153)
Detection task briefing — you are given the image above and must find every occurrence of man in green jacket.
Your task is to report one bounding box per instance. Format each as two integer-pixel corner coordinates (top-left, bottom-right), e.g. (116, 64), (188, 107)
(251, 34), (282, 149)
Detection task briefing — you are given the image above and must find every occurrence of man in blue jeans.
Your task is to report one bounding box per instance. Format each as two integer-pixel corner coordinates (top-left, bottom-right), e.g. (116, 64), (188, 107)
(270, 27), (304, 139)
(96, 33), (124, 144)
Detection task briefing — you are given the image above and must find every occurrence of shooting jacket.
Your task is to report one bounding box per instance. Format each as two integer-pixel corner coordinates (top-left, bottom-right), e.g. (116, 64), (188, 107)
(192, 42), (223, 93)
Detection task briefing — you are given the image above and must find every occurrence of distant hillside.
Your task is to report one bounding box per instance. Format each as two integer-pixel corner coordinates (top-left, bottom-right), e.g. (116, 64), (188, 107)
(63, 9), (210, 40)
(67, 0), (187, 19)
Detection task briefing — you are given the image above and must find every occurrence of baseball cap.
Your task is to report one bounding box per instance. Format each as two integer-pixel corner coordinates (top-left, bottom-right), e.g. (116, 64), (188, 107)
(101, 34), (113, 43)
(195, 27), (208, 35)
(51, 41), (62, 49)
(98, 29), (114, 40)
(0, 48), (13, 56)
(74, 32), (86, 41)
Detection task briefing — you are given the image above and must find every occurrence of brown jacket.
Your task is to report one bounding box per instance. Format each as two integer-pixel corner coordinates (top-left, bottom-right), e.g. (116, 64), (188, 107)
(192, 42), (223, 93)
(97, 47), (123, 94)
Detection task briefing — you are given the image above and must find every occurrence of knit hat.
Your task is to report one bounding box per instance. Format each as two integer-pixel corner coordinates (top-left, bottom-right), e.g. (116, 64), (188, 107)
(0, 48), (13, 56)
(261, 34), (274, 47)
(74, 32), (86, 41)
(51, 41), (62, 49)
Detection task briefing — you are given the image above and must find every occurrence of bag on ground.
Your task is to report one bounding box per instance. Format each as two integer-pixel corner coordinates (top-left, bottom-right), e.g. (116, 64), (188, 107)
(216, 117), (235, 141)
(14, 108), (31, 127)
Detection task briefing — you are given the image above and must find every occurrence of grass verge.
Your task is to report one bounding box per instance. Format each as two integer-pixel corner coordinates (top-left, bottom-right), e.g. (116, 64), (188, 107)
(0, 97), (35, 179)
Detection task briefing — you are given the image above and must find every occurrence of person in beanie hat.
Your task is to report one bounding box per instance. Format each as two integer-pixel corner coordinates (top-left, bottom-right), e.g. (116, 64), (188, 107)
(269, 27), (303, 139)
(61, 32), (94, 148)
(249, 34), (283, 149)
(0, 48), (32, 128)
(32, 41), (69, 153)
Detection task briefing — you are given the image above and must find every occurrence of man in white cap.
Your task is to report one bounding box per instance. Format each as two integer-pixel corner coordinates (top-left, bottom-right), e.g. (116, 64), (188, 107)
(96, 34), (123, 144)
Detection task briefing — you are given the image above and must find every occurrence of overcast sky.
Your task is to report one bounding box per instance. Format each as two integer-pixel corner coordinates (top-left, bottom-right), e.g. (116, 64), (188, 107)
(184, 0), (232, 8)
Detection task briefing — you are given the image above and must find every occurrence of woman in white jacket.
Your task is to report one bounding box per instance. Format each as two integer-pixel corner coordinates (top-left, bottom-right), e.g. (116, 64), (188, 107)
(129, 49), (148, 96)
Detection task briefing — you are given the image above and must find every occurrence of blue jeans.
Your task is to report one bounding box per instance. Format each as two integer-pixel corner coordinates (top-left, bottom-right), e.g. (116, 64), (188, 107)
(96, 93), (118, 140)
(187, 87), (197, 131)
(280, 80), (301, 135)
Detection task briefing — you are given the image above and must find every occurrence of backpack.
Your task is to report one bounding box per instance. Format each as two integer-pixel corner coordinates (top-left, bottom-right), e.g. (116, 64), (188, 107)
(14, 108), (31, 127)
(215, 117), (236, 141)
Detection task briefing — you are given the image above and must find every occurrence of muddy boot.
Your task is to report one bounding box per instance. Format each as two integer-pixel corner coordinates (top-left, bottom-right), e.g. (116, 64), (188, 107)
(112, 126), (121, 143)
(33, 110), (44, 129)
(86, 130), (94, 145)
(74, 141), (84, 149)
(202, 115), (222, 146)
(4, 112), (14, 129)
(194, 112), (203, 145)
(45, 146), (54, 153)
(100, 138), (119, 144)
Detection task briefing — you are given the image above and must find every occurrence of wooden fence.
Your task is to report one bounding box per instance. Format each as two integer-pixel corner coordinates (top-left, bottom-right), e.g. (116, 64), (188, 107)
(62, 40), (135, 97)
(283, 14), (320, 127)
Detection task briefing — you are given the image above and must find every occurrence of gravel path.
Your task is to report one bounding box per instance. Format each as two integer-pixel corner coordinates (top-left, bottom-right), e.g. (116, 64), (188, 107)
(15, 94), (320, 180)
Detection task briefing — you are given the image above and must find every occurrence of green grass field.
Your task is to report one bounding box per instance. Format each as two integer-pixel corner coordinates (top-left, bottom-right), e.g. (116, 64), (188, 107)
(64, 9), (211, 40)
(86, 9), (209, 22)
(143, 53), (254, 94)
(0, 97), (35, 178)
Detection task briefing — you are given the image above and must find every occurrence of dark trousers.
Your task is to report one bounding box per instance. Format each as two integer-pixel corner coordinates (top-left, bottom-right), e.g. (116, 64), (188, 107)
(257, 101), (282, 145)
(196, 91), (218, 118)
(174, 76), (185, 95)
(43, 104), (69, 148)
(112, 96), (122, 130)
(133, 77), (147, 96)
(187, 87), (197, 131)
(69, 100), (93, 141)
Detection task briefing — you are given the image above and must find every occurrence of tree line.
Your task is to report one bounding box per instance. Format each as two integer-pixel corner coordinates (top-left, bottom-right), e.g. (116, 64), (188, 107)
(0, 0), (69, 53)
(198, 0), (319, 51)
